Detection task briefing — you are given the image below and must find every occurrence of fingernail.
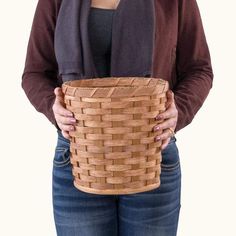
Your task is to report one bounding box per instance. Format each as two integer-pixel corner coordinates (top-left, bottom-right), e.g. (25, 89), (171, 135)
(155, 136), (161, 141)
(155, 126), (160, 131)
(156, 115), (163, 120)
(67, 113), (73, 117)
(70, 118), (76, 123)
(70, 126), (75, 130)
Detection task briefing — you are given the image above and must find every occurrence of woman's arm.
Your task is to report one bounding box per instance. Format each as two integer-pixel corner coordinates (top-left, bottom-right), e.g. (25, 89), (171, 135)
(21, 0), (62, 129)
(173, 0), (214, 132)
(153, 0), (213, 147)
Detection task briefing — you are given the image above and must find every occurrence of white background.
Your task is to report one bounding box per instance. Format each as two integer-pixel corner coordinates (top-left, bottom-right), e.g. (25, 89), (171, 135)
(0, 0), (236, 235)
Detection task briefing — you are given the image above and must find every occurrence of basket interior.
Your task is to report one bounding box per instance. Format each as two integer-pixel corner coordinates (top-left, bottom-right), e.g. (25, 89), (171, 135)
(64, 77), (167, 89)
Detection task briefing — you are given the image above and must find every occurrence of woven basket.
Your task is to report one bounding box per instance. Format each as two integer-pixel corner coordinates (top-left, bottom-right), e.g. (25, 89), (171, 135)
(62, 77), (169, 195)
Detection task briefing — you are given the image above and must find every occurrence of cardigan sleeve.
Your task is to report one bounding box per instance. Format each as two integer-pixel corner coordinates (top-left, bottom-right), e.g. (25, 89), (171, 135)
(173, 0), (214, 132)
(21, 0), (62, 130)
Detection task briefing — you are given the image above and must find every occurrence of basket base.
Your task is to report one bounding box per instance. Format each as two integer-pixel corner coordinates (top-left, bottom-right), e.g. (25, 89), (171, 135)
(73, 180), (161, 195)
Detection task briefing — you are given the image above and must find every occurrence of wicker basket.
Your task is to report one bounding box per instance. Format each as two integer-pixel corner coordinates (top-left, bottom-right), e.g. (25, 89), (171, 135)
(62, 77), (169, 195)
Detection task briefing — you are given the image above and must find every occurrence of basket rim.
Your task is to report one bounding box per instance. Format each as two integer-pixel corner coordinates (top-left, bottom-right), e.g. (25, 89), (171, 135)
(62, 77), (168, 90)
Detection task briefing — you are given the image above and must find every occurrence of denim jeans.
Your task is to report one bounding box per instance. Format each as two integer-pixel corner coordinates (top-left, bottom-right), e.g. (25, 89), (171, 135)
(52, 130), (181, 236)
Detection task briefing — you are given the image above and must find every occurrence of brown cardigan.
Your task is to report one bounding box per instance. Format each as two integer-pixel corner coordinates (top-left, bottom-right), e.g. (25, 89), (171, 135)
(21, 0), (213, 133)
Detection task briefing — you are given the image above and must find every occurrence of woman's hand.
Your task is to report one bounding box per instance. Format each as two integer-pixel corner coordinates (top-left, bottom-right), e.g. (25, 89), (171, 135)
(153, 90), (178, 150)
(52, 87), (76, 140)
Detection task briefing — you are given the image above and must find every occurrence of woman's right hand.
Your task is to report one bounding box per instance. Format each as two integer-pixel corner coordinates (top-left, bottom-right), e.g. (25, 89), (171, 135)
(52, 87), (76, 140)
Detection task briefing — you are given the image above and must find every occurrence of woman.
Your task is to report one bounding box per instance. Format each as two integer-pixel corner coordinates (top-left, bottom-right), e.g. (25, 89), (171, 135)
(21, 0), (213, 235)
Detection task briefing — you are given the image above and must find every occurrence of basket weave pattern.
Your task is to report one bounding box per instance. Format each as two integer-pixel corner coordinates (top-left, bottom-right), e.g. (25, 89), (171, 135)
(62, 77), (169, 195)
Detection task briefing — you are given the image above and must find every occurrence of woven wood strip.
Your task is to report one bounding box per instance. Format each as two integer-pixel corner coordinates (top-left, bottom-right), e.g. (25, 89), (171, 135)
(62, 77), (169, 195)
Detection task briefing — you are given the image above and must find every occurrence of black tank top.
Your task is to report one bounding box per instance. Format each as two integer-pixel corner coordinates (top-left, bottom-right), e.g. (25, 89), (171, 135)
(88, 7), (115, 77)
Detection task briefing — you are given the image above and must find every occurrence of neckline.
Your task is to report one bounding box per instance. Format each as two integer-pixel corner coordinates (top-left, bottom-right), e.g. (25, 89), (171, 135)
(90, 0), (122, 11)
(90, 7), (116, 11)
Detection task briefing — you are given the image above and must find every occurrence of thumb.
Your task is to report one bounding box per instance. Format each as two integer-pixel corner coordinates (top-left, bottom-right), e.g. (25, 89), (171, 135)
(167, 89), (174, 99)
(165, 90), (174, 108)
(54, 87), (64, 103)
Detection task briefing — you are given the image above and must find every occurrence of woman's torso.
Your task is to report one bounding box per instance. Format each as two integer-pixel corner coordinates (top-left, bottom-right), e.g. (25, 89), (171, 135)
(88, 7), (115, 77)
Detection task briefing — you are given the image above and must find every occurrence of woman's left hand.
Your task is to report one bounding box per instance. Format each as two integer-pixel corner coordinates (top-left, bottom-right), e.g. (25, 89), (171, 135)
(153, 90), (178, 150)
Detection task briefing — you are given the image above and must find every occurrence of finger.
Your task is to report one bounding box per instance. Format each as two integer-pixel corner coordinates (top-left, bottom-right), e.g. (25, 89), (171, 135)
(155, 108), (177, 122)
(62, 130), (72, 141)
(153, 118), (177, 132)
(161, 137), (171, 150)
(155, 90), (176, 120)
(53, 103), (73, 117)
(58, 123), (75, 132)
(155, 127), (173, 142)
(55, 114), (76, 125)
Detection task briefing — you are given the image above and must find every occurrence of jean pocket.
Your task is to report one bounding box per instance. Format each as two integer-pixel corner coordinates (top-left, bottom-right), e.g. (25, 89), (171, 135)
(161, 136), (180, 171)
(53, 146), (71, 168)
(53, 131), (71, 167)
